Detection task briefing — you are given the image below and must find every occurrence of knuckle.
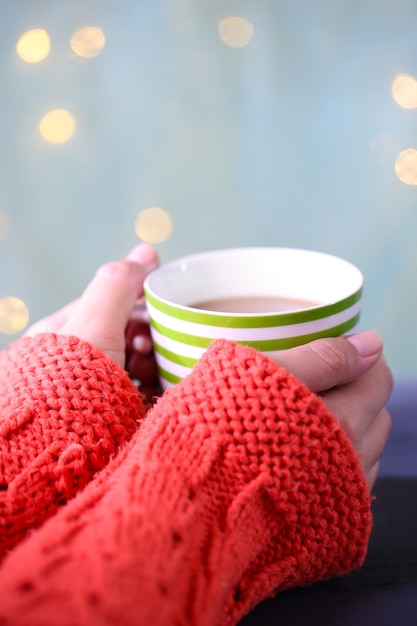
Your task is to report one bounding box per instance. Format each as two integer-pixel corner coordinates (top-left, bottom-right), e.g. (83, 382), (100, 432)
(361, 408), (392, 472)
(373, 357), (394, 405)
(96, 260), (135, 281)
(366, 461), (380, 492)
(381, 407), (393, 442)
(343, 416), (362, 448)
(371, 411), (392, 466)
(307, 338), (350, 381)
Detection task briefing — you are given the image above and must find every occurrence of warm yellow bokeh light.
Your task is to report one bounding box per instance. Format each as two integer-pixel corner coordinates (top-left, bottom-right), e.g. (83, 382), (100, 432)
(0, 211), (11, 240)
(0, 297), (29, 334)
(39, 109), (75, 144)
(70, 26), (105, 58)
(218, 17), (254, 48)
(392, 74), (417, 109)
(395, 148), (417, 185)
(16, 28), (50, 63)
(135, 208), (173, 244)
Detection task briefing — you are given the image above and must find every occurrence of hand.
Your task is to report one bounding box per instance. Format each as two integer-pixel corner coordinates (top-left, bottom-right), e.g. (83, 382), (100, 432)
(25, 244), (161, 400)
(273, 331), (393, 491)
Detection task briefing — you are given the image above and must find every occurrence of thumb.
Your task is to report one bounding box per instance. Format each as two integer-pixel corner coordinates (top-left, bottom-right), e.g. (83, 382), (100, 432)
(59, 244), (158, 352)
(274, 330), (383, 393)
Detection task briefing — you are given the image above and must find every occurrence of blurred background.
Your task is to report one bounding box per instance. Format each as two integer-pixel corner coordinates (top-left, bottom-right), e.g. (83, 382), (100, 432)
(1, 0), (417, 379)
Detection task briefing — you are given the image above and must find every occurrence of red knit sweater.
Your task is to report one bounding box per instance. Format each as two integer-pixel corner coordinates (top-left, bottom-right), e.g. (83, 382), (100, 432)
(0, 333), (371, 626)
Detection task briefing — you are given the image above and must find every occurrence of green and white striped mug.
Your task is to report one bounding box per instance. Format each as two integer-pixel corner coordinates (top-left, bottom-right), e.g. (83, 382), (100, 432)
(143, 247), (363, 390)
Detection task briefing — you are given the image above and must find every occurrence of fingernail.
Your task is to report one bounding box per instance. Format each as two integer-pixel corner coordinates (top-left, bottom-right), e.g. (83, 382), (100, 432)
(131, 300), (149, 321)
(346, 330), (383, 357)
(127, 244), (158, 269)
(133, 335), (153, 354)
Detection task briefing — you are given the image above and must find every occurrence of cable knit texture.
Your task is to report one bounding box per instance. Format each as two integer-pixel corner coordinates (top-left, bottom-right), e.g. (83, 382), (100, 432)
(0, 333), (144, 555)
(0, 335), (371, 626)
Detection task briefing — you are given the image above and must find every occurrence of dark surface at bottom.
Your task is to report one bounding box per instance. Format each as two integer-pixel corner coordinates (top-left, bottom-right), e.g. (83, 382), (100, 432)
(240, 477), (417, 626)
(240, 379), (417, 626)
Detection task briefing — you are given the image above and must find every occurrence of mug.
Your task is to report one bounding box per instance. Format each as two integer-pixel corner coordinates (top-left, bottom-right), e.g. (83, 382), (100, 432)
(144, 247), (363, 389)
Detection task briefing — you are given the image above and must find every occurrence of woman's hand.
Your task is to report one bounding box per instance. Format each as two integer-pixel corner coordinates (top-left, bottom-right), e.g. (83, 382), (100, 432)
(25, 244), (393, 490)
(273, 331), (393, 491)
(25, 244), (161, 400)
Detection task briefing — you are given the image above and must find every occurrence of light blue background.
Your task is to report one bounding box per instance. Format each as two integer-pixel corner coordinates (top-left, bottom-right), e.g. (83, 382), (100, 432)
(1, 0), (417, 378)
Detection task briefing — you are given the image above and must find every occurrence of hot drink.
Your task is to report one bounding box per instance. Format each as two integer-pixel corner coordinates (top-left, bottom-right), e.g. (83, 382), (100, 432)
(190, 296), (319, 314)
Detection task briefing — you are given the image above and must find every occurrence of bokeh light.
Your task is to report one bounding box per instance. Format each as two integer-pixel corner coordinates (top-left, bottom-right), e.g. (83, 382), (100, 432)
(218, 17), (254, 48)
(392, 73), (417, 109)
(395, 148), (417, 185)
(70, 26), (105, 58)
(0, 297), (29, 334)
(39, 109), (76, 144)
(16, 29), (50, 63)
(0, 211), (11, 240)
(135, 207), (173, 243)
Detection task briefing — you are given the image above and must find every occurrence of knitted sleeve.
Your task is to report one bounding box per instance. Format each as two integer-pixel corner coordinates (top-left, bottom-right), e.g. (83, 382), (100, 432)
(0, 338), (371, 626)
(0, 333), (145, 555)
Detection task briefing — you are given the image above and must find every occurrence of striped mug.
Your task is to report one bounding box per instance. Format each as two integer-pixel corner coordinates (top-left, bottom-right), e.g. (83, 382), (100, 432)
(144, 247), (363, 390)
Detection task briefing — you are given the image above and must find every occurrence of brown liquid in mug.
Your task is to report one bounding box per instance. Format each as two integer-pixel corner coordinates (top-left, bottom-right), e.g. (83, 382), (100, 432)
(190, 296), (319, 314)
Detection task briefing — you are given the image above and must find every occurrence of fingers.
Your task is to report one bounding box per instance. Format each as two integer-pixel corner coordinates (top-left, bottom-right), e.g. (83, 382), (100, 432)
(325, 371), (392, 486)
(366, 461), (380, 492)
(59, 244), (158, 349)
(274, 330), (384, 393)
(360, 407), (392, 478)
(125, 317), (161, 407)
(125, 317), (157, 381)
(322, 356), (393, 444)
(316, 352), (392, 494)
(125, 243), (159, 268)
(24, 244), (159, 348)
(126, 352), (159, 386)
(125, 305), (161, 403)
(362, 409), (391, 492)
(33, 243), (160, 369)
(125, 317), (153, 354)
(275, 331), (393, 494)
